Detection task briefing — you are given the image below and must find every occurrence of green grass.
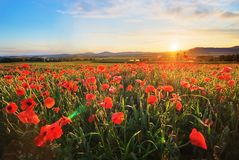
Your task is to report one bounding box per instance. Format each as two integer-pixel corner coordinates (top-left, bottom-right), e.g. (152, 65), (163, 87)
(1, 62), (239, 160)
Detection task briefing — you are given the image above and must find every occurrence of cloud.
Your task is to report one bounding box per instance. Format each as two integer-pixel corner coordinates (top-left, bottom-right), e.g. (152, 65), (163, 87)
(221, 11), (239, 18)
(56, 0), (237, 20)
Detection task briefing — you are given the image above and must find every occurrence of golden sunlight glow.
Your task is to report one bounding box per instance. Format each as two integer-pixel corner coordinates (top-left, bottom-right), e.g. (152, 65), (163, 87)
(170, 43), (180, 52)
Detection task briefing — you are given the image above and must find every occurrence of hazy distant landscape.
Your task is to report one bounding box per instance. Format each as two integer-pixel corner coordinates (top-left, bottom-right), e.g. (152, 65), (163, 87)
(1, 46), (239, 63)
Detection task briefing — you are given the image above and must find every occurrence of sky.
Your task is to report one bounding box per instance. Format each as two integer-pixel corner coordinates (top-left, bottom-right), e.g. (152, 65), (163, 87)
(0, 0), (239, 55)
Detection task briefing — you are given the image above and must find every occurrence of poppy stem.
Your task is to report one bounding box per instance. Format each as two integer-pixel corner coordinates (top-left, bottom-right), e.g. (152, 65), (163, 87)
(178, 141), (190, 149)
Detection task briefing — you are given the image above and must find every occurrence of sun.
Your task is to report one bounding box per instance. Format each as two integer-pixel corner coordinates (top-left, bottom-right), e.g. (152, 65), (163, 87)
(170, 43), (180, 52)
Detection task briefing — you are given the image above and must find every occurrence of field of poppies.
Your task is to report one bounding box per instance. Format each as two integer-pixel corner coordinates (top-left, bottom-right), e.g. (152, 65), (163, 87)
(0, 62), (239, 160)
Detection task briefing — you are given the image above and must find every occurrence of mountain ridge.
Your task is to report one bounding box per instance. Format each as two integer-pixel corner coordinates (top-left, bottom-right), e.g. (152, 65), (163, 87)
(1, 46), (239, 58)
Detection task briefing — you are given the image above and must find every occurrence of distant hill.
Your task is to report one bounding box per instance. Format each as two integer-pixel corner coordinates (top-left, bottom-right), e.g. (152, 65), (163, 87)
(0, 46), (239, 60)
(186, 46), (239, 56)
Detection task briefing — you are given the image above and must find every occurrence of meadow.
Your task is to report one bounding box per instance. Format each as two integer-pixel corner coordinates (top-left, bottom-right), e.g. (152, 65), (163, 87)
(0, 62), (239, 160)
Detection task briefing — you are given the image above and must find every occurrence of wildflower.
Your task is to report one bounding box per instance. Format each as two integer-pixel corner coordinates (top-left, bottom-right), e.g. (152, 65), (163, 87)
(53, 107), (60, 113)
(126, 85), (133, 92)
(5, 103), (18, 114)
(162, 85), (174, 92)
(103, 97), (113, 109)
(204, 77), (211, 83)
(136, 79), (145, 88)
(22, 82), (29, 89)
(222, 66), (232, 73)
(132, 71), (137, 76)
(44, 97), (55, 109)
(97, 65), (106, 72)
(170, 93), (183, 111)
(4, 75), (13, 80)
(21, 98), (36, 110)
(119, 84), (123, 89)
(101, 83), (110, 91)
(17, 109), (40, 124)
(86, 93), (96, 101)
(16, 88), (25, 96)
(41, 90), (50, 97)
(227, 79), (235, 87)
(21, 63), (30, 69)
(145, 85), (156, 94)
(34, 116), (71, 147)
(34, 124), (62, 147)
(88, 114), (96, 123)
(176, 101), (183, 111)
(109, 86), (117, 93)
(147, 95), (158, 105)
(111, 112), (124, 125)
(201, 91), (207, 96)
(112, 76), (122, 84)
(180, 80), (190, 88)
(191, 78), (198, 84)
(189, 128), (207, 150)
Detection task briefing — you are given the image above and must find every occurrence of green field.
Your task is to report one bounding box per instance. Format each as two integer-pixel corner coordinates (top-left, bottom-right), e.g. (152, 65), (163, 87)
(1, 62), (239, 160)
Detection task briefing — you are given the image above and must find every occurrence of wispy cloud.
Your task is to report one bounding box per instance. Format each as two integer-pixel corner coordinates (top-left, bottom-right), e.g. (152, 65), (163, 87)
(221, 11), (239, 18)
(57, 0), (237, 20)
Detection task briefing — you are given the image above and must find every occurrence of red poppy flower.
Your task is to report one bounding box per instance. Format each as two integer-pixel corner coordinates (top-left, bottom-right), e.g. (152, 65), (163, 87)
(41, 90), (50, 98)
(135, 79), (145, 88)
(191, 78), (198, 84)
(53, 107), (60, 113)
(189, 128), (207, 150)
(4, 75), (13, 80)
(5, 103), (18, 114)
(132, 71), (137, 76)
(44, 97), (55, 109)
(21, 63), (30, 69)
(145, 85), (156, 94)
(111, 112), (124, 125)
(222, 66), (232, 73)
(101, 83), (110, 91)
(215, 84), (224, 92)
(204, 77), (211, 83)
(88, 114), (96, 123)
(103, 97), (113, 109)
(176, 101), (183, 111)
(17, 109), (40, 124)
(86, 76), (96, 85)
(85, 93), (96, 101)
(170, 93), (181, 102)
(112, 76), (122, 84)
(22, 82), (29, 89)
(16, 88), (25, 96)
(109, 86), (117, 93)
(126, 85), (133, 91)
(201, 91), (206, 96)
(34, 116), (71, 147)
(34, 124), (62, 147)
(86, 101), (92, 106)
(147, 95), (158, 105)
(180, 80), (190, 88)
(21, 98), (36, 110)
(162, 85), (174, 92)
(97, 65), (106, 72)
(56, 116), (72, 127)
(227, 79), (235, 87)
(119, 84), (123, 89)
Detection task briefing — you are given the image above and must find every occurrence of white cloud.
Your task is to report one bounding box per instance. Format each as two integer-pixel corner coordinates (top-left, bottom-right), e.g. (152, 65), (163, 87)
(57, 0), (238, 20)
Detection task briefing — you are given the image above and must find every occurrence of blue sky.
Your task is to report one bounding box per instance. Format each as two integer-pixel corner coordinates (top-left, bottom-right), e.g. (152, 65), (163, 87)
(0, 0), (239, 55)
